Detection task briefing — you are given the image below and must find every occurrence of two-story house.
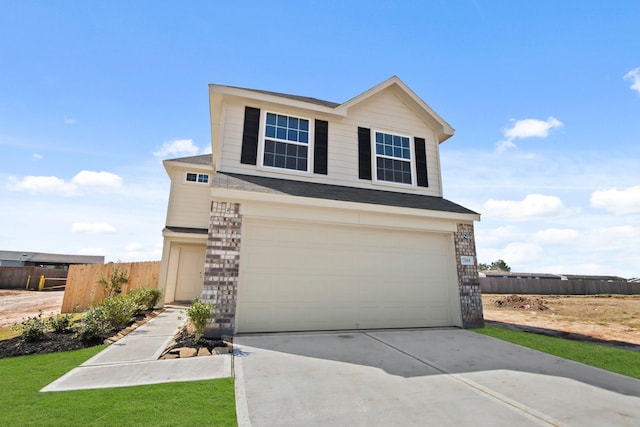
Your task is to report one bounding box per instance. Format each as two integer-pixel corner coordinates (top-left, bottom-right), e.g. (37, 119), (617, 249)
(158, 76), (483, 336)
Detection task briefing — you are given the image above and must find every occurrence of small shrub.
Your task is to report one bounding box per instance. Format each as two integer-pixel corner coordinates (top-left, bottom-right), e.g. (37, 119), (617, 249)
(14, 312), (47, 342)
(75, 307), (114, 343)
(127, 287), (162, 311)
(187, 299), (213, 341)
(47, 313), (73, 333)
(98, 296), (139, 330)
(97, 265), (130, 297)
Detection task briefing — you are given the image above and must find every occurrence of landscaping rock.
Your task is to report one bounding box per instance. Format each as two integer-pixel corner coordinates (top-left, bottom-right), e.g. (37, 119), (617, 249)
(178, 347), (197, 358)
(198, 347), (212, 357)
(160, 353), (179, 360)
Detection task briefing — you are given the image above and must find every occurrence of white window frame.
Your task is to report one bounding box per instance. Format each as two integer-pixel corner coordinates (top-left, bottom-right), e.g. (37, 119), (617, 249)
(185, 172), (209, 184)
(258, 110), (313, 175)
(371, 129), (415, 187)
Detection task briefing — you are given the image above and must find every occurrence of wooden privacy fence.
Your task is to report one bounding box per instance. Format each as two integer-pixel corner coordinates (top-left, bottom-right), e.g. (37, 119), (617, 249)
(61, 261), (160, 313)
(0, 266), (67, 290)
(479, 277), (640, 295)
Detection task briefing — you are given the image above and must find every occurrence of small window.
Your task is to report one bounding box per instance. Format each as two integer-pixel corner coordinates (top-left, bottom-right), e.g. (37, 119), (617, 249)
(185, 172), (209, 184)
(262, 112), (310, 172)
(373, 131), (412, 185)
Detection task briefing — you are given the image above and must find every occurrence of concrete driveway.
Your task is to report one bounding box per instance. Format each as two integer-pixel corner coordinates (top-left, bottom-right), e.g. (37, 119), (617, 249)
(234, 329), (640, 426)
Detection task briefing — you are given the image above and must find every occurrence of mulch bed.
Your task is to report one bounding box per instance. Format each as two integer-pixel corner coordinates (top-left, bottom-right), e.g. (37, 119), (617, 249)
(0, 332), (92, 359)
(0, 310), (159, 359)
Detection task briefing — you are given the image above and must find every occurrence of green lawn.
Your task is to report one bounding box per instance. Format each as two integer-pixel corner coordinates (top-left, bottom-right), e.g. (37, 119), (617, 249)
(0, 346), (237, 426)
(474, 325), (640, 379)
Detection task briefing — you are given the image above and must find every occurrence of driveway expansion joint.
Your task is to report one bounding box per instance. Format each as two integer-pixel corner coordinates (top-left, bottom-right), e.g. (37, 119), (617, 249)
(363, 331), (562, 426)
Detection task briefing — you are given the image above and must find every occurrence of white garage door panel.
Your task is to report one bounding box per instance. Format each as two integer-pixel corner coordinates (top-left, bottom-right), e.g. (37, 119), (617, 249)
(237, 219), (458, 333)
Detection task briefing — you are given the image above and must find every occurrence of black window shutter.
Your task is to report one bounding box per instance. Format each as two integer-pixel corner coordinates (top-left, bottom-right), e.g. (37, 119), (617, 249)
(240, 106), (260, 165)
(313, 120), (329, 174)
(414, 137), (429, 187)
(357, 127), (372, 180)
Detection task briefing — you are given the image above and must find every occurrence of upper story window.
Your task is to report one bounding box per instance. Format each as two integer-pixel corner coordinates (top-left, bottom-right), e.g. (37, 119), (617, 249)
(262, 112), (310, 172)
(185, 172), (209, 183)
(374, 131), (413, 185)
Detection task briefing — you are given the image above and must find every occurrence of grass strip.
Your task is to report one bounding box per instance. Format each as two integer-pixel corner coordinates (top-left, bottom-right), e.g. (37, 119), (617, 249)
(474, 325), (640, 379)
(0, 347), (237, 426)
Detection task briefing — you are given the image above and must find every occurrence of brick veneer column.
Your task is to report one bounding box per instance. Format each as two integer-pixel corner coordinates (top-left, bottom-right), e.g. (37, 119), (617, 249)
(202, 201), (241, 336)
(454, 223), (484, 328)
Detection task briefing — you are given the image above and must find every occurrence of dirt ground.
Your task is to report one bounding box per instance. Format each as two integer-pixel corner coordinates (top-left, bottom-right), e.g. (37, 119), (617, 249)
(2, 290), (639, 348)
(483, 294), (640, 346)
(0, 290), (65, 328)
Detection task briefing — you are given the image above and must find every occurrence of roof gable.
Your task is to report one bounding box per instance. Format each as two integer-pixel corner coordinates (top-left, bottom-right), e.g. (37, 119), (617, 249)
(209, 76), (453, 143)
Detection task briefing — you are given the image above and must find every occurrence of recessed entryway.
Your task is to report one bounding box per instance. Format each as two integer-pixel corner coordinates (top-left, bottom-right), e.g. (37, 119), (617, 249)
(174, 244), (206, 301)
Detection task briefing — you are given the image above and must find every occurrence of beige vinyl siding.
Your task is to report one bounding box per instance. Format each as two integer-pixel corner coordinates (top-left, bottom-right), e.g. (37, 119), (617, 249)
(165, 167), (212, 229)
(215, 86), (443, 197)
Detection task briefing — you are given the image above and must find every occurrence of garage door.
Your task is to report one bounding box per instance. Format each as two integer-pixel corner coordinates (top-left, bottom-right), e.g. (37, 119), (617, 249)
(236, 219), (459, 333)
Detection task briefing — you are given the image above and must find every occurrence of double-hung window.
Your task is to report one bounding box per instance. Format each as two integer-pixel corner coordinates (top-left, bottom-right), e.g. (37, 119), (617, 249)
(374, 131), (413, 185)
(263, 112), (310, 172)
(185, 172), (209, 183)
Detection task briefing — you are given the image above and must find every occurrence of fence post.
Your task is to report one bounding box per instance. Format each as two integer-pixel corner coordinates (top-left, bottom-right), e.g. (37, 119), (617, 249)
(38, 275), (45, 291)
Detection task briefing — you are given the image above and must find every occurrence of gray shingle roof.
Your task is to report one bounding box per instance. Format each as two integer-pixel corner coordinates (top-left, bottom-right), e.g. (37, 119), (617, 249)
(212, 172), (478, 215)
(166, 154), (213, 165)
(220, 85), (341, 108)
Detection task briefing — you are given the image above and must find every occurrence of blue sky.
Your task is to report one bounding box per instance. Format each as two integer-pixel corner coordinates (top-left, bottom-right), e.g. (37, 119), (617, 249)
(1, 1), (639, 277)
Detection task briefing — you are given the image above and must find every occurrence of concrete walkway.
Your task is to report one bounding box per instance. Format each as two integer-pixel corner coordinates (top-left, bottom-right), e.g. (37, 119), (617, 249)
(41, 308), (232, 392)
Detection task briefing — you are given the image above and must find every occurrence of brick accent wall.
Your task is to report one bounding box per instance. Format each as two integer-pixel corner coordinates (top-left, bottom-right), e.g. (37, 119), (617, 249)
(201, 201), (242, 336)
(454, 223), (484, 328)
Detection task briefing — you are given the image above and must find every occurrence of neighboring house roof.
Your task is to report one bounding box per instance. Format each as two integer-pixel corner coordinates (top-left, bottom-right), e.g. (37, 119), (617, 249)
(212, 172), (478, 216)
(560, 274), (628, 282)
(481, 271), (562, 279)
(0, 250), (104, 265)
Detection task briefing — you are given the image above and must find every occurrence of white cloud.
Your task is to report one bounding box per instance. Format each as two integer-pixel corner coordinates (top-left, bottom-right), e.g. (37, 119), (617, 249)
(64, 116), (77, 125)
(72, 170), (123, 188)
(125, 242), (142, 251)
(153, 139), (200, 158)
(496, 117), (563, 152)
(590, 186), (640, 215)
(480, 242), (544, 266)
(504, 117), (563, 140)
(624, 67), (640, 94)
(33, 153), (43, 160)
(7, 175), (78, 196)
(7, 170), (123, 196)
(483, 194), (570, 221)
(590, 225), (638, 244)
(122, 244), (163, 262)
(533, 228), (581, 245)
(495, 140), (518, 153)
(71, 222), (116, 233)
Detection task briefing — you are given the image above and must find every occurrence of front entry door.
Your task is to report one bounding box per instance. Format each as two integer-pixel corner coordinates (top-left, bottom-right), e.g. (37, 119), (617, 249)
(174, 245), (206, 301)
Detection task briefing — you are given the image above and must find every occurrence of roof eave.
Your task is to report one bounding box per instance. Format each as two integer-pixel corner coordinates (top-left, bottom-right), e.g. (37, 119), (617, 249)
(208, 84), (345, 117)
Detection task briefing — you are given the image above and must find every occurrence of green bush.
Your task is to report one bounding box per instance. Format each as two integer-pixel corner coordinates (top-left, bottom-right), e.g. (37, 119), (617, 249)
(14, 312), (48, 342)
(97, 265), (129, 297)
(47, 313), (73, 333)
(98, 296), (139, 330)
(127, 287), (162, 311)
(187, 299), (213, 341)
(74, 307), (114, 343)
